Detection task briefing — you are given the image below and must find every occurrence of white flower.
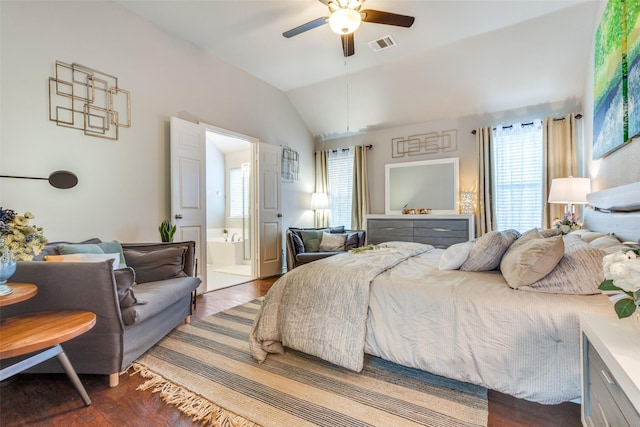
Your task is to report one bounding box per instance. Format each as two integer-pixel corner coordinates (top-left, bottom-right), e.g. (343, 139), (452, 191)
(560, 224), (571, 234)
(603, 251), (640, 293)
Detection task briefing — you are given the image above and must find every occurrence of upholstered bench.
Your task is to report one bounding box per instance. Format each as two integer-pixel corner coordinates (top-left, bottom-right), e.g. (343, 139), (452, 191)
(285, 226), (366, 270)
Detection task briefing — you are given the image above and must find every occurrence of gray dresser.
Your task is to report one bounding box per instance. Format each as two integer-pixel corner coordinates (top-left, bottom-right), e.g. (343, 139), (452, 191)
(365, 214), (474, 248)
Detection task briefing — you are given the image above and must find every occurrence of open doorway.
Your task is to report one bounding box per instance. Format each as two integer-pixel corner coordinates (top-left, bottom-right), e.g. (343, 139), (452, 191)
(205, 130), (255, 291)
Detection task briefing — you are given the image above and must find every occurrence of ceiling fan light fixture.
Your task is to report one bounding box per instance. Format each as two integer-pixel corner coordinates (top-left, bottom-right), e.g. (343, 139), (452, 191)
(329, 8), (361, 35)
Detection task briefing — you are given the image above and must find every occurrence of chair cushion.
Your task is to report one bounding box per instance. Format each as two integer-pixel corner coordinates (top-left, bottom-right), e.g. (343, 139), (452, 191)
(121, 276), (200, 326)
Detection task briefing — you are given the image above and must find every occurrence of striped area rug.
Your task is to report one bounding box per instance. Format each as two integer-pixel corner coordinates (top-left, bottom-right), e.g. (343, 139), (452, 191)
(131, 298), (488, 427)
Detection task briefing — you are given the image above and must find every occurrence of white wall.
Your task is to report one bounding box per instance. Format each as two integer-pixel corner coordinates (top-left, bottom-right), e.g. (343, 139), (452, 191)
(318, 100), (581, 214)
(582, 1), (640, 191)
(0, 1), (314, 243)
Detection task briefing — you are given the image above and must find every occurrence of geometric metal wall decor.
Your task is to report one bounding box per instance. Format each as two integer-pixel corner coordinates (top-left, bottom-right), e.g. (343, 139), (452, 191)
(281, 146), (299, 183)
(48, 61), (131, 141)
(391, 129), (457, 158)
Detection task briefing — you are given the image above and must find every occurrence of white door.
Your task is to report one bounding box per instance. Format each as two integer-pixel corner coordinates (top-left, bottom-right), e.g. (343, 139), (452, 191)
(257, 142), (282, 278)
(170, 117), (206, 293)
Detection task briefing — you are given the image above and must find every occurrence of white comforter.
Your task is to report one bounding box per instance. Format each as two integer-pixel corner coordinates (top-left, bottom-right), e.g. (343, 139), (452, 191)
(252, 243), (615, 405)
(366, 248), (614, 404)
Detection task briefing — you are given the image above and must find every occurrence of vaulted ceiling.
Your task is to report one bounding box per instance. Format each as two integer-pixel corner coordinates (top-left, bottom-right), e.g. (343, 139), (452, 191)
(117, 0), (602, 140)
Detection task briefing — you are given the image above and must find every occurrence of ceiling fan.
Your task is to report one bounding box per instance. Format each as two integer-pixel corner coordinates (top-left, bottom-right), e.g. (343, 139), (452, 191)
(283, 0), (415, 57)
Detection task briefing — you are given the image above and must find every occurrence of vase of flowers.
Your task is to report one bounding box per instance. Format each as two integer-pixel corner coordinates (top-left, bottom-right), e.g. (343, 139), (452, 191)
(598, 246), (640, 332)
(552, 212), (582, 235)
(0, 247), (17, 295)
(0, 208), (47, 295)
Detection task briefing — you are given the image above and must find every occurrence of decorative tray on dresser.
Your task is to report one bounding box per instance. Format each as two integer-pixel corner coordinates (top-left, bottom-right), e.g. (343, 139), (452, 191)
(365, 214), (474, 248)
(581, 314), (640, 427)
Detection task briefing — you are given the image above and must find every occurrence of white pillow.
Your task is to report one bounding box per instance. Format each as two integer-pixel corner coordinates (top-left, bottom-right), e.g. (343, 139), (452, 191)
(318, 232), (347, 251)
(438, 241), (473, 270)
(45, 253), (121, 269)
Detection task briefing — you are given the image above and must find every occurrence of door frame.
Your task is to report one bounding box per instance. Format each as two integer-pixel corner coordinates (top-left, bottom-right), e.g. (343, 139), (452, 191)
(199, 122), (259, 282)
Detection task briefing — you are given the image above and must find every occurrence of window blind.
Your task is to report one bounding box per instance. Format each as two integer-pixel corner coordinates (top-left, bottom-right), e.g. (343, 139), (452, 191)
(327, 148), (354, 229)
(229, 165), (249, 218)
(492, 120), (543, 232)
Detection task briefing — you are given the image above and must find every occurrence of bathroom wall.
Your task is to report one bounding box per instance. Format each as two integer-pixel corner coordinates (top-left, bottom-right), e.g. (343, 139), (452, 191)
(206, 141), (226, 230)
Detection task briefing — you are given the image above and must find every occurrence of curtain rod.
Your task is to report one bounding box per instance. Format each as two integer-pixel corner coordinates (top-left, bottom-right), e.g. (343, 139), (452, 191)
(470, 113), (583, 135)
(318, 144), (373, 154)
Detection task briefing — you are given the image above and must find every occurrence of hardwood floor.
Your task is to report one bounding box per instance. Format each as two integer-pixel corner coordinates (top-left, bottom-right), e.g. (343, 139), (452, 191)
(0, 277), (580, 426)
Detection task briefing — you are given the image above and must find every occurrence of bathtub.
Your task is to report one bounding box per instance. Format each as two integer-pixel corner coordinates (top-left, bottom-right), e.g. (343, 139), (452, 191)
(207, 238), (244, 267)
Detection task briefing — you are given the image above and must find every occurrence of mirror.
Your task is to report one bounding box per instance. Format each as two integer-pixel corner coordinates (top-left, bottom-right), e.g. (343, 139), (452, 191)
(385, 158), (459, 214)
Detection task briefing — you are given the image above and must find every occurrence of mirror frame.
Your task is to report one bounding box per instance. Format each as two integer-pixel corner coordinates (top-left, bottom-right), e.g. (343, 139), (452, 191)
(385, 157), (459, 215)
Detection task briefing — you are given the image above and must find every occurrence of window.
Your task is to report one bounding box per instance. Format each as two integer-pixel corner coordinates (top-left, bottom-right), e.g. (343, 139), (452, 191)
(492, 120), (543, 232)
(327, 148), (354, 228)
(229, 164), (249, 218)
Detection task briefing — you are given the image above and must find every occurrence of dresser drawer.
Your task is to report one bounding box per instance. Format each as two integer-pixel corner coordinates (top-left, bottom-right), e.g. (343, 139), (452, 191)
(413, 219), (468, 232)
(368, 231), (413, 245)
(413, 236), (467, 249)
(588, 343), (640, 425)
(367, 220), (413, 230)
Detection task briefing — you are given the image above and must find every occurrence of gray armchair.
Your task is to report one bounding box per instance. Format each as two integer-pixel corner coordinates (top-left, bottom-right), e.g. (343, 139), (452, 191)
(286, 227), (366, 271)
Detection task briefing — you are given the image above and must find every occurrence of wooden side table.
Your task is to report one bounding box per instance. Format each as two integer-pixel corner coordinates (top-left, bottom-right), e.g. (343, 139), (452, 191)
(0, 282), (37, 306)
(0, 283), (96, 407)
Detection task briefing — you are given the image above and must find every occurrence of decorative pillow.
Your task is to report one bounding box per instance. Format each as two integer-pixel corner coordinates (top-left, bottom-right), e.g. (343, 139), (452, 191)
(501, 235), (565, 288)
(97, 240), (128, 268)
(113, 267), (142, 309)
(439, 241), (473, 270)
(460, 229), (520, 271)
(539, 228), (562, 238)
(124, 247), (187, 283)
(299, 229), (326, 253)
(330, 226), (346, 234)
(589, 235), (630, 254)
(44, 253), (121, 269)
(344, 232), (360, 250)
(519, 238), (607, 294)
(568, 229), (613, 243)
(319, 232), (347, 251)
(290, 232), (305, 254)
(57, 243), (104, 255)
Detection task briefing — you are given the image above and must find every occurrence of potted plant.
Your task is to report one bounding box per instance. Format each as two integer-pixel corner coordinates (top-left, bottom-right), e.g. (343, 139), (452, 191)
(158, 220), (177, 243)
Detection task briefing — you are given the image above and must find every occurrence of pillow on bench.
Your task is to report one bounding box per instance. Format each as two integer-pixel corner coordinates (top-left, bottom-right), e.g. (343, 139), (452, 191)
(124, 246), (187, 283)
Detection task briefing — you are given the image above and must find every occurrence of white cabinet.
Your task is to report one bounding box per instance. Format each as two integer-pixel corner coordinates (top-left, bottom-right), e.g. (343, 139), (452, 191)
(581, 314), (640, 427)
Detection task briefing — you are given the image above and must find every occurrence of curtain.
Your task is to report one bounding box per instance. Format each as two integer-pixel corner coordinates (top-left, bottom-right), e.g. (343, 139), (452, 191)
(476, 127), (495, 236)
(314, 150), (330, 228)
(543, 113), (577, 228)
(351, 145), (370, 230)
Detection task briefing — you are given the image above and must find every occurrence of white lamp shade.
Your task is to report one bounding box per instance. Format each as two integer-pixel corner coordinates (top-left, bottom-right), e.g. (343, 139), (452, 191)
(328, 8), (362, 34)
(548, 177), (591, 204)
(310, 192), (329, 210)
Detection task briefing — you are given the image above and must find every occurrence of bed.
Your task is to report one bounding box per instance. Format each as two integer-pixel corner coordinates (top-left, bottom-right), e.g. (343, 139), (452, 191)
(250, 182), (640, 405)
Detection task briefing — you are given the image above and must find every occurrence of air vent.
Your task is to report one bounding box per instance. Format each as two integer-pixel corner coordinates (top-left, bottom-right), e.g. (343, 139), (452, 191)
(368, 35), (397, 52)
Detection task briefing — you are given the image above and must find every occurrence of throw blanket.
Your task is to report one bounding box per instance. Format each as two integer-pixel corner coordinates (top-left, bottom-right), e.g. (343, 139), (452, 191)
(250, 241), (432, 371)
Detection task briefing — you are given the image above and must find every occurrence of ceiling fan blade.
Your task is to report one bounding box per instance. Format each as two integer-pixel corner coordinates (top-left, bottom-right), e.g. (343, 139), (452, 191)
(283, 16), (328, 38)
(341, 33), (355, 57)
(361, 9), (415, 27)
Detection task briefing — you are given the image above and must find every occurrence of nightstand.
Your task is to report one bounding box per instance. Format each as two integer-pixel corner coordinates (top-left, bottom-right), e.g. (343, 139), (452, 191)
(581, 314), (640, 426)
